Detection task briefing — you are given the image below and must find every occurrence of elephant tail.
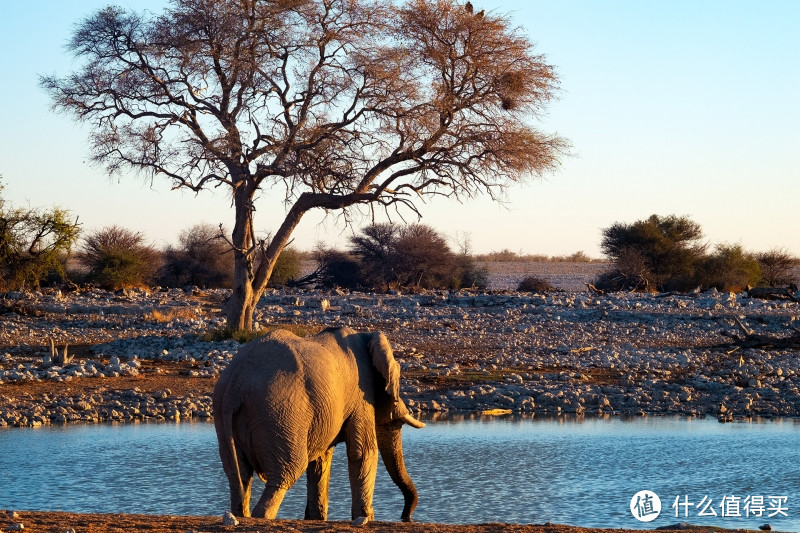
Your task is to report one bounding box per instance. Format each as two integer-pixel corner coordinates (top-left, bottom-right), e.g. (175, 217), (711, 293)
(218, 391), (248, 509)
(227, 412), (247, 503)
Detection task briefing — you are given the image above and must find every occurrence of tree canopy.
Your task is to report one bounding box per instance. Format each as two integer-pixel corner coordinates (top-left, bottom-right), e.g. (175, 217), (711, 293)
(42, 0), (568, 329)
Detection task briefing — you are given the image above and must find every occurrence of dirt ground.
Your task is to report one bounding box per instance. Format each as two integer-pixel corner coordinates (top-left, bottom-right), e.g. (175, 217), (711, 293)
(0, 511), (716, 533)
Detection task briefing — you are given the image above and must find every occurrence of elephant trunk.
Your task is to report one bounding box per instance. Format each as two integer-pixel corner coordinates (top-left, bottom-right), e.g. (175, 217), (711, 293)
(377, 423), (418, 521)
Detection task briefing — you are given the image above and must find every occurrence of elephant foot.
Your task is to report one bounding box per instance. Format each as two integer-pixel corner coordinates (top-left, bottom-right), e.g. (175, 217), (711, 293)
(351, 516), (370, 526)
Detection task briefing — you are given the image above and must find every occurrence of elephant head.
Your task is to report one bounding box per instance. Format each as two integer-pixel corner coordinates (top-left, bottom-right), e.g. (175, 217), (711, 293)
(212, 327), (424, 525)
(366, 331), (425, 521)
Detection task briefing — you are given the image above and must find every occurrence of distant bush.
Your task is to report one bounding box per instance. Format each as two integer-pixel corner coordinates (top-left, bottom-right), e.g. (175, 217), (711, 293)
(389, 224), (456, 289)
(696, 243), (761, 292)
(594, 214), (779, 293)
(452, 254), (489, 290)
(599, 214), (706, 292)
(756, 248), (799, 287)
(158, 224), (233, 289)
(267, 247), (302, 287)
(475, 249), (599, 263)
(517, 276), (555, 293)
(77, 226), (161, 290)
(0, 177), (80, 290)
(349, 224), (398, 290)
(313, 247), (364, 290)
(477, 248), (523, 262)
(349, 223), (476, 291)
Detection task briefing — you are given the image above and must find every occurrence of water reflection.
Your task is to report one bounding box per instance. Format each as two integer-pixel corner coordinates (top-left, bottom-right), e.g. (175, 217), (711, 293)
(0, 416), (797, 530)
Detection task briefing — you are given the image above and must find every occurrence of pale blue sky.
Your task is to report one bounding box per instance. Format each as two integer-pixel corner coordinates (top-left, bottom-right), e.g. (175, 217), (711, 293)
(1, 1), (798, 257)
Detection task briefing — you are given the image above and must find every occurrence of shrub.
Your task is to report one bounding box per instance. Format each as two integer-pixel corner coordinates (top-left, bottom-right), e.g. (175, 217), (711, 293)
(267, 247), (302, 287)
(390, 224), (456, 289)
(600, 214), (705, 292)
(452, 254), (489, 290)
(313, 247), (364, 290)
(158, 224), (233, 288)
(0, 177), (80, 290)
(350, 223), (461, 291)
(756, 248), (799, 287)
(696, 243), (761, 292)
(349, 223), (397, 290)
(517, 276), (555, 293)
(77, 226), (161, 290)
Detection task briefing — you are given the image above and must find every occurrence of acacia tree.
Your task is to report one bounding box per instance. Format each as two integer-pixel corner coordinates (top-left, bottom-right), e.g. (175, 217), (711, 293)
(0, 177), (80, 290)
(42, 0), (567, 330)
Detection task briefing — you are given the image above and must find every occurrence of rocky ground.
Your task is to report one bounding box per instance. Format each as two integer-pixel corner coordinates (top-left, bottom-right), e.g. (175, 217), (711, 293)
(1, 262), (799, 427)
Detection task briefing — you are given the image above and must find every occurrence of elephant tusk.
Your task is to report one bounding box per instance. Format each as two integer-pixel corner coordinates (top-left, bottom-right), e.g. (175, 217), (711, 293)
(401, 414), (426, 428)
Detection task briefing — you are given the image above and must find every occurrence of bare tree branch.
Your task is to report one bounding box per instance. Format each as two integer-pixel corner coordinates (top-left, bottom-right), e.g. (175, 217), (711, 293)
(42, 0), (568, 330)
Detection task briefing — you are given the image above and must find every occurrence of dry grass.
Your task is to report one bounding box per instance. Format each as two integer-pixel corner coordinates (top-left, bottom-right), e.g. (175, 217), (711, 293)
(145, 307), (200, 323)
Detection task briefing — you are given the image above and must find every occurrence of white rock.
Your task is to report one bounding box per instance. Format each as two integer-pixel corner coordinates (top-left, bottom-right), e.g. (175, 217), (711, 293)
(222, 511), (238, 526)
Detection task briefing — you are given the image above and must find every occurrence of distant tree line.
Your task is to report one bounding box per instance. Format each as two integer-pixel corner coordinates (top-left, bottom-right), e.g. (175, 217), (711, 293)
(1, 179), (797, 294)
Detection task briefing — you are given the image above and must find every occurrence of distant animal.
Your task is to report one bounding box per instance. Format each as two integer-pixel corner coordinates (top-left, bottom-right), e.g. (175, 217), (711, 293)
(212, 327), (425, 525)
(465, 1), (473, 13)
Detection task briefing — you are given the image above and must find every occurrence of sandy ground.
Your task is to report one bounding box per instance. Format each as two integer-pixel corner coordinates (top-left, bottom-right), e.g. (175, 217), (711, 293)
(0, 510), (711, 533)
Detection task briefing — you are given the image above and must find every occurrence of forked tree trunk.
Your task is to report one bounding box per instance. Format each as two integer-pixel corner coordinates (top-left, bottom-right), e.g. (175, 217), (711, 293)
(225, 183), (259, 331)
(224, 185), (310, 331)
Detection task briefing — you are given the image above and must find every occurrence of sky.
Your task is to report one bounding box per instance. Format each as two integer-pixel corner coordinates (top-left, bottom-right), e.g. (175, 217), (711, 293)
(0, 1), (798, 257)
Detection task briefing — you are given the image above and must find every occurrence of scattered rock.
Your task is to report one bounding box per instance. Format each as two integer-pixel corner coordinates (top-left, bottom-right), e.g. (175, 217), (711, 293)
(222, 511), (238, 526)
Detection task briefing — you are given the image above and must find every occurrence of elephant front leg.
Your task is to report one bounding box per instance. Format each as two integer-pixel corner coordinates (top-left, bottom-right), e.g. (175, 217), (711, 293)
(305, 447), (334, 520)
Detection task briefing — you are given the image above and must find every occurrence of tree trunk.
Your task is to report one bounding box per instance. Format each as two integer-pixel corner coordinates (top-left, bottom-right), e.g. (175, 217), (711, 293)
(225, 181), (258, 331)
(376, 425), (418, 522)
(225, 187), (311, 331)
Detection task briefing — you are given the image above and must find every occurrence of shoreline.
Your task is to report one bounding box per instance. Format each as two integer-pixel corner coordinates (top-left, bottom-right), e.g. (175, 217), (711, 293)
(0, 510), (725, 533)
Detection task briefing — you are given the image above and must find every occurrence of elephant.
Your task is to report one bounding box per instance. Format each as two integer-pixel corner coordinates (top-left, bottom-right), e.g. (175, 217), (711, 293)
(212, 326), (425, 524)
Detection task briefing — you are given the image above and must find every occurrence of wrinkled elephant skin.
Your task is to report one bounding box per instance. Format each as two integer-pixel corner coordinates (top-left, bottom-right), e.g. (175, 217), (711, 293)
(212, 327), (424, 525)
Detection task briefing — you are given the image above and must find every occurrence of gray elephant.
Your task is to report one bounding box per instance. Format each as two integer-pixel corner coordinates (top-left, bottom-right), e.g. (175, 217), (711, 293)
(212, 326), (425, 524)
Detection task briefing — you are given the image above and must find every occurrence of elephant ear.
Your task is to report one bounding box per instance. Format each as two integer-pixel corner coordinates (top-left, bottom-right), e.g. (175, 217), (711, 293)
(368, 332), (400, 401)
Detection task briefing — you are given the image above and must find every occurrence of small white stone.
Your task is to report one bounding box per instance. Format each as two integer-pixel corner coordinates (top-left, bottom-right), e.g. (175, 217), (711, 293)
(222, 510), (238, 526)
(351, 516), (370, 526)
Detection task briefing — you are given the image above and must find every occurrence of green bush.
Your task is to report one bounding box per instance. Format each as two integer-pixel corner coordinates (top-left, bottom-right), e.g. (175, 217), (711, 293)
(0, 177), (80, 290)
(696, 243), (761, 292)
(77, 226), (161, 290)
(268, 247), (302, 287)
(600, 214), (705, 292)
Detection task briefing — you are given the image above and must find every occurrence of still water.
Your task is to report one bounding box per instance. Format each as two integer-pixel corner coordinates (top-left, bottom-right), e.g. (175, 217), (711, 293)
(1, 416), (798, 530)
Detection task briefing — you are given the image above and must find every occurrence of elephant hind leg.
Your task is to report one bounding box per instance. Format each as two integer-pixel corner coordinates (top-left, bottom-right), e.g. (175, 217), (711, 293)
(227, 453), (254, 517)
(252, 450), (307, 519)
(305, 447), (335, 520)
(252, 483), (290, 519)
